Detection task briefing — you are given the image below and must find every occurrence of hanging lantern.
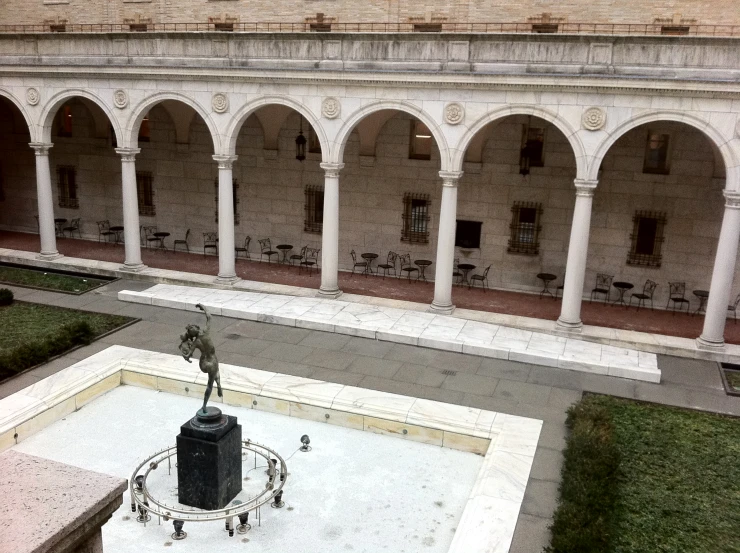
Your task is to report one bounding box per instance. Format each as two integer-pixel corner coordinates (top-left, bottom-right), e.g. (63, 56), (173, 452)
(519, 115), (531, 176)
(295, 117), (307, 162)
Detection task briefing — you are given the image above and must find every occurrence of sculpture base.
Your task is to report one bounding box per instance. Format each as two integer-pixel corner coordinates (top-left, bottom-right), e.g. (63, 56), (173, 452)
(176, 414), (242, 510)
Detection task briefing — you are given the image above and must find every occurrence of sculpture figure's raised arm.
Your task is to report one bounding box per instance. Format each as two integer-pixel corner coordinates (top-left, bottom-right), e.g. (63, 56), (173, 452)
(195, 303), (211, 333)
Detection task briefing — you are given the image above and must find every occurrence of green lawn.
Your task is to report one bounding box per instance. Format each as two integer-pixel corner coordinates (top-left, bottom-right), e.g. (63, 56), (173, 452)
(0, 265), (110, 293)
(548, 395), (740, 553)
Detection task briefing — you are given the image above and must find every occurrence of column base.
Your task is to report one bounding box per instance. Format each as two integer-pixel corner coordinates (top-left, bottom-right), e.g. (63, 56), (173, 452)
(120, 262), (147, 273)
(37, 251), (62, 261)
(428, 301), (455, 315)
(696, 335), (725, 351)
(215, 274), (240, 285)
(555, 317), (583, 332)
(318, 286), (342, 299)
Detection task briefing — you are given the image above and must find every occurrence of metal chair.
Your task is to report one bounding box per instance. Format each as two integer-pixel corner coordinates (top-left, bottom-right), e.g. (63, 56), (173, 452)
(629, 279), (658, 311)
(469, 265), (491, 291)
(203, 232), (218, 256)
(290, 246), (305, 267)
(143, 226), (160, 249)
(590, 273), (613, 303)
(62, 217), (81, 238)
(667, 282), (690, 314)
(235, 235), (251, 259)
(350, 250), (368, 276)
(97, 220), (115, 243)
(173, 229), (190, 253)
(398, 253), (418, 282)
(728, 293), (740, 324)
(259, 238), (278, 263)
(300, 247), (320, 275)
(377, 251), (398, 280)
(452, 257), (463, 285)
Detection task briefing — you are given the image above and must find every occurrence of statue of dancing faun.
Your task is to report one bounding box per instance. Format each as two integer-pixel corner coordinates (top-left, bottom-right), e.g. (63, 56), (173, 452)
(179, 304), (223, 415)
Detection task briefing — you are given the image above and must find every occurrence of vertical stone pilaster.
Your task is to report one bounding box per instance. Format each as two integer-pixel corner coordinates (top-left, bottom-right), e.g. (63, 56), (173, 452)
(213, 155), (238, 284)
(430, 171), (463, 314)
(318, 162), (343, 298)
(116, 148), (146, 272)
(29, 142), (61, 260)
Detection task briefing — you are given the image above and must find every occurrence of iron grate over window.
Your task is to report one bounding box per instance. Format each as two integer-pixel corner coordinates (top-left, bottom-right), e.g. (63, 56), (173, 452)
(627, 210), (667, 267)
(507, 201), (542, 255)
(401, 193), (430, 243)
(214, 178), (240, 225)
(136, 171), (155, 216)
(304, 184), (324, 233)
(57, 165), (78, 209)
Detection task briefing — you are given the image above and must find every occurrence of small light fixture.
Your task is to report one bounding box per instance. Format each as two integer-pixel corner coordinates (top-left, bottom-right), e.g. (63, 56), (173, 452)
(295, 117), (307, 162)
(172, 520), (187, 540)
(300, 434), (311, 452)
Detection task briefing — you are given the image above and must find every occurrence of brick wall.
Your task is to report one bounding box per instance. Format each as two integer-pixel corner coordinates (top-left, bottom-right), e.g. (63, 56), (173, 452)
(1, 0), (737, 27)
(0, 98), (731, 304)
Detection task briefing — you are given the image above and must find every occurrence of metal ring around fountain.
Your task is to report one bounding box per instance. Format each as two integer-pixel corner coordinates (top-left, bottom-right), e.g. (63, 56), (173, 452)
(129, 440), (288, 523)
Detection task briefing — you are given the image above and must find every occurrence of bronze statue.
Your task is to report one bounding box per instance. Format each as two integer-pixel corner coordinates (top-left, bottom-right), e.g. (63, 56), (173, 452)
(179, 304), (223, 415)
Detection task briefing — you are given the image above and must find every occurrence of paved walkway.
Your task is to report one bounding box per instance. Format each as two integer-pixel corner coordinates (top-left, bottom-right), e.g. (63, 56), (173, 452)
(0, 277), (738, 553)
(3, 244), (740, 365)
(120, 284), (661, 382)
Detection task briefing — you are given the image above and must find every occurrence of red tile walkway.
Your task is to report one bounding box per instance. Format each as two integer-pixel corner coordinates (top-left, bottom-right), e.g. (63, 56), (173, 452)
(3, 230), (739, 344)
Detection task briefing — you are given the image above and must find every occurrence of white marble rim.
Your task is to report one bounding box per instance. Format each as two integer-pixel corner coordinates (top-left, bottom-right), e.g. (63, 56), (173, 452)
(119, 283), (662, 383)
(0, 345), (543, 553)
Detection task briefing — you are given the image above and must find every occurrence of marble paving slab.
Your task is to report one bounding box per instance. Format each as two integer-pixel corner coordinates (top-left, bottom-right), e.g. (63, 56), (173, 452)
(119, 284), (661, 382)
(0, 345), (543, 553)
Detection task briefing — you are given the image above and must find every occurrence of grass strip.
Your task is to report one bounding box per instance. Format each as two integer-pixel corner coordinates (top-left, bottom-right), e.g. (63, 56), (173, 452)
(0, 301), (134, 381)
(0, 265), (108, 293)
(546, 396), (620, 553)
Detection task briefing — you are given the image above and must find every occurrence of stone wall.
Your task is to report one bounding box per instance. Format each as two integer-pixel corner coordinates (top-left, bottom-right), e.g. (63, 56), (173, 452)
(1, 0), (737, 27)
(0, 97), (730, 305)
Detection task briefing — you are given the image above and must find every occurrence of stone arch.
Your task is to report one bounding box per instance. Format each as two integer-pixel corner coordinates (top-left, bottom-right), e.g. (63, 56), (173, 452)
(38, 88), (123, 145)
(225, 96), (329, 159)
(127, 92), (219, 151)
(0, 88), (33, 138)
(454, 104), (587, 178)
(333, 100), (451, 170)
(589, 110), (738, 185)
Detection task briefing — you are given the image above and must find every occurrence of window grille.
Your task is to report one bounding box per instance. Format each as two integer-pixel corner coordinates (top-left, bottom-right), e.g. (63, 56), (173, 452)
(401, 193), (430, 243)
(136, 172), (155, 216)
(304, 185), (324, 233)
(57, 166), (78, 209)
(214, 178), (240, 225)
(507, 202), (542, 255)
(627, 211), (667, 267)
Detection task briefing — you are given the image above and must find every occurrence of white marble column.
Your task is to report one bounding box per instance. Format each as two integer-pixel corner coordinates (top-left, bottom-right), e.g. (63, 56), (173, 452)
(214, 155), (238, 283)
(29, 142), (62, 260)
(697, 191), (740, 349)
(556, 179), (598, 330)
(319, 162), (343, 298)
(430, 171), (463, 314)
(115, 148), (146, 272)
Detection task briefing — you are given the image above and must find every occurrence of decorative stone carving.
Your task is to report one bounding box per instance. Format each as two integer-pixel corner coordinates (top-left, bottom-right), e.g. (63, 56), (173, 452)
(582, 107), (606, 131)
(25, 88), (40, 106)
(113, 89), (128, 109)
(322, 97), (340, 119)
(444, 103), (465, 125)
(211, 93), (229, 113)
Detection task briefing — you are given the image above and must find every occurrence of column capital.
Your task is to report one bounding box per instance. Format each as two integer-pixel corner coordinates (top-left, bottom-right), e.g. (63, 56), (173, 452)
(320, 162), (344, 178)
(212, 154), (238, 169)
(29, 142), (53, 155)
(115, 147), (141, 162)
(574, 178), (598, 196)
(439, 171), (463, 186)
(723, 190), (740, 209)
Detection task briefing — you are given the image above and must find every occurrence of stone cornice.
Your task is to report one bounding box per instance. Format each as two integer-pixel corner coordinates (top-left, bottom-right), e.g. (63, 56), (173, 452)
(2, 65), (740, 99)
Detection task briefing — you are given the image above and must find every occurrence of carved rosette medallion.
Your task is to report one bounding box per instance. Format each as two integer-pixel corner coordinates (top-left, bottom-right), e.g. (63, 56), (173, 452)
(322, 97), (341, 119)
(212, 93), (229, 114)
(444, 103), (465, 125)
(582, 107), (606, 131)
(113, 90), (128, 109)
(26, 88), (40, 106)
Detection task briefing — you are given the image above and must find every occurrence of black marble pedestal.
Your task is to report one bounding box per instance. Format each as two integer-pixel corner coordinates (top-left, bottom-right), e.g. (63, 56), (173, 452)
(176, 412), (242, 510)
